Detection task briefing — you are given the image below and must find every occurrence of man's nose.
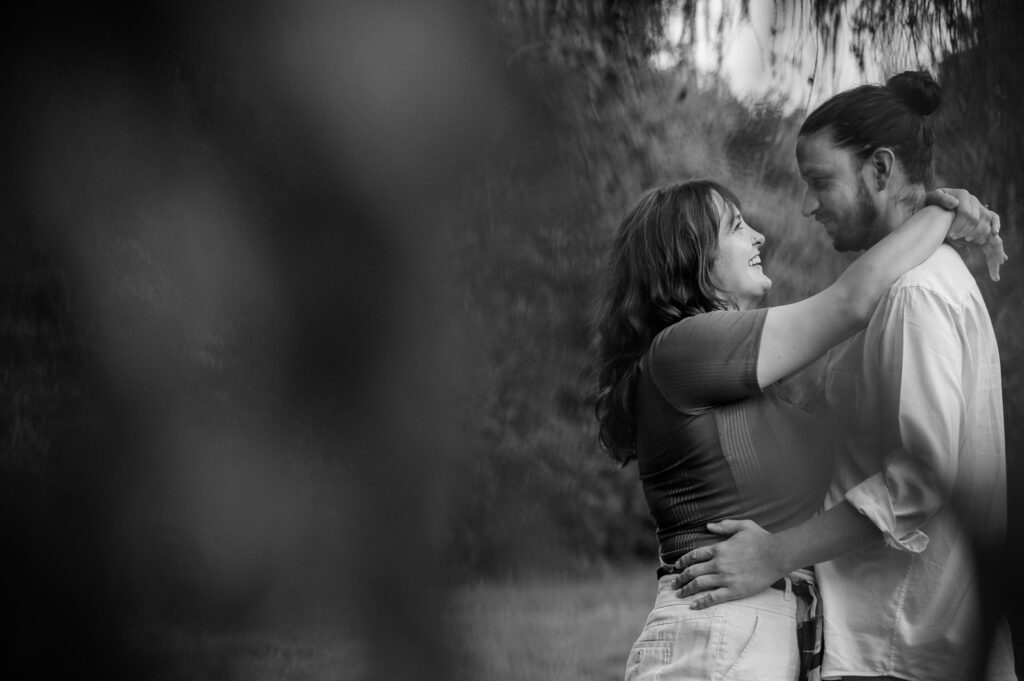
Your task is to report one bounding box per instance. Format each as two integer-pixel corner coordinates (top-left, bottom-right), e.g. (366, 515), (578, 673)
(801, 190), (818, 217)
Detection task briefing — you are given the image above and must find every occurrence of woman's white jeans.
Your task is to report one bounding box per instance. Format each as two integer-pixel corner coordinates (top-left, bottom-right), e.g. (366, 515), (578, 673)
(625, 575), (801, 681)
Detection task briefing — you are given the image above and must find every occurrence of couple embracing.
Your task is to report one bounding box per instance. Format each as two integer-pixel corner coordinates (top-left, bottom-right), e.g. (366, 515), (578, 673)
(595, 70), (1015, 680)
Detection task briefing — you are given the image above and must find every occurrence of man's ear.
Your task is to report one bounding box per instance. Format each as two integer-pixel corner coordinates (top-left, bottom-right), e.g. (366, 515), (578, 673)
(867, 148), (896, 191)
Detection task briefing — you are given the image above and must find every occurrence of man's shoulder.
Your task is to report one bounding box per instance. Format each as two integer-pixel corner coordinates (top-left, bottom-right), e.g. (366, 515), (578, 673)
(867, 244), (992, 337)
(890, 244), (977, 299)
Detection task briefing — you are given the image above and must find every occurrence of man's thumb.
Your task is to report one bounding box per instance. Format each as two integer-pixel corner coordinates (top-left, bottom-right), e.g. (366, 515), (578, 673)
(707, 519), (743, 535)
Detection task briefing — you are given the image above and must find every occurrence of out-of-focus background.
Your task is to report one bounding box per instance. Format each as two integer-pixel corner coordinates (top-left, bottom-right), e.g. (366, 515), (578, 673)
(2, 1), (1021, 679)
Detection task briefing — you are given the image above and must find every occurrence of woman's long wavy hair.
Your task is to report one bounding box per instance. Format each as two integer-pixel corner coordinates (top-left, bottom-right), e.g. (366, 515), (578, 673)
(594, 179), (738, 464)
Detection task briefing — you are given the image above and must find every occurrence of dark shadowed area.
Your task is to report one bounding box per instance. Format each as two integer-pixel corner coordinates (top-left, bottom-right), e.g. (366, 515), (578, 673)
(2, 1), (514, 678)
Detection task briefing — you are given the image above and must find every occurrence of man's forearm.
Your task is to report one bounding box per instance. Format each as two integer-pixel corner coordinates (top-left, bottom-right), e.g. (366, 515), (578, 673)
(771, 500), (883, 573)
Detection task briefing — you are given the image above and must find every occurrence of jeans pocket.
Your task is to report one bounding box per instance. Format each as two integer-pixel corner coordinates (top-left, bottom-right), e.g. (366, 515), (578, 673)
(716, 611), (758, 681)
(716, 603), (799, 681)
(624, 639), (672, 681)
(625, 611), (720, 681)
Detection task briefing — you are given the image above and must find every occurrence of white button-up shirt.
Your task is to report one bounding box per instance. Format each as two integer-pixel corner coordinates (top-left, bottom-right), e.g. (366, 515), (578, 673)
(815, 245), (1014, 681)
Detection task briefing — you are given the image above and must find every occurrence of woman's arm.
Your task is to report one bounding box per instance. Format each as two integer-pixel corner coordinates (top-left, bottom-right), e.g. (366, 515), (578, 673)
(756, 189), (1002, 388)
(755, 205), (956, 388)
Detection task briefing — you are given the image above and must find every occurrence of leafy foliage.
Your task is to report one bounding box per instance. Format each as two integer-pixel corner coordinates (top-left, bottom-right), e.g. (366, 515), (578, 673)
(451, 0), (1024, 591)
(450, 1), (855, 576)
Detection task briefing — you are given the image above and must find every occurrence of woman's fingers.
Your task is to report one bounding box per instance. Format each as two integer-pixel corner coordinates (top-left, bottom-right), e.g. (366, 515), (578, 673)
(944, 200), (1006, 281)
(962, 208), (999, 244)
(984, 234), (1007, 281)
(949, 194), (982, 240)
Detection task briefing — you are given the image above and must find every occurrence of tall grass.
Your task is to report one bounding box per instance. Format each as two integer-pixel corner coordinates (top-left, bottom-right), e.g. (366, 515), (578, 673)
(450, 563), (654, 681)
(115, 563), (654, 680)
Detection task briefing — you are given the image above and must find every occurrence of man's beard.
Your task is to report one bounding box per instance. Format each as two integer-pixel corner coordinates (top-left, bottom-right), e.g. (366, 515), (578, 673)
(833, 177), (881, 252)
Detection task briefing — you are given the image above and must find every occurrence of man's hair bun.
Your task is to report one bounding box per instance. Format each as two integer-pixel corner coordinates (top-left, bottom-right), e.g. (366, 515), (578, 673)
(886, 70), (942, 116)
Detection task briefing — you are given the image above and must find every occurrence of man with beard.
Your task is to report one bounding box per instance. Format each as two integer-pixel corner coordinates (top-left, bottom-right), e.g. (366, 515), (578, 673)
(671, 70), (1015, 680)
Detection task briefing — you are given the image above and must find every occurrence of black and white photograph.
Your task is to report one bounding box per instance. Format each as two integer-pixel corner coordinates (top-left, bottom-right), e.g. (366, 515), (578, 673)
(3, 1), (1022, 679)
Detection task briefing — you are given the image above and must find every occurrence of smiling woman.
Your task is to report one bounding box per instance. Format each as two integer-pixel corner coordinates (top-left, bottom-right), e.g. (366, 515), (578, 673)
(710, 199), (771, 311)
(593, 177), (998, 680)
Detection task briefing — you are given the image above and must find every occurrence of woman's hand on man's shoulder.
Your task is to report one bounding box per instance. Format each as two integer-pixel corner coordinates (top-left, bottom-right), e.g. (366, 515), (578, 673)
(926, 187), (1006, 280)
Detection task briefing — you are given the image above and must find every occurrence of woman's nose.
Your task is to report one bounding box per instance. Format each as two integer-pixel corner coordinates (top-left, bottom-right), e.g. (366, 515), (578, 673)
(752, 229), (765, 246)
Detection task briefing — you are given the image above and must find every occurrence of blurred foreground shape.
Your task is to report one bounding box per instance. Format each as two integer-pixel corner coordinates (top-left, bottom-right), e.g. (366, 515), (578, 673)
(2, 0), (512, 678)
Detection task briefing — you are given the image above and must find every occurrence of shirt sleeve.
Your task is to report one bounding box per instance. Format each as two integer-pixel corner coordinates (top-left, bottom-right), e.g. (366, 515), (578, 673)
(646, 308), (766, 413)
(843, 285), (964, 553)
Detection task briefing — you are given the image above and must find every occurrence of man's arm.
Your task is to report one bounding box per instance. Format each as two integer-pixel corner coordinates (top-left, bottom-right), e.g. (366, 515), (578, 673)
(671, 501), (881, 609)
(674, 282), (965, 609)
(846, 283), (962, 546)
